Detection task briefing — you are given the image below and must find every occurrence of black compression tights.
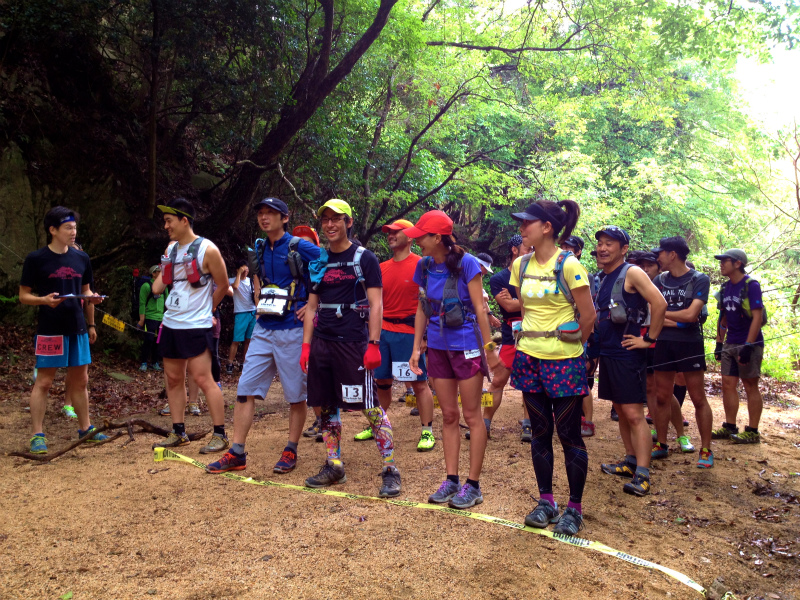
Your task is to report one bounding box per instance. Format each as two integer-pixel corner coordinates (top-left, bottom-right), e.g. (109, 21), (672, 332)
(523, 392), (588, 504)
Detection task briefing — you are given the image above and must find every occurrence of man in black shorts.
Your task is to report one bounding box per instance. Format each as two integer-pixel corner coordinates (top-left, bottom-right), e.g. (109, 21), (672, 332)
(594, 227), (666, 497)
(651, 236), (714, 468)
(19, 206), (107, 454)
(300, 199), (401, 497)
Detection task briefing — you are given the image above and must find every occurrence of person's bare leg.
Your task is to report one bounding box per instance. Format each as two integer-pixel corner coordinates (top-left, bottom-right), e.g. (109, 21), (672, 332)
(187, 373), (199, 406)
(741, 378), (763, 430)
(669, 396), (685, 437)
(163, 358), (188, 425)
(288, 401), (308, 444)
(459, 373), (487, 481)
(614, 402), (635, 457)
(618, 402), (651, 468)
(30, 367), (57, 434)
(484, 365), (510, 421)
(187, 350), (224, 426)
(376, 378), (393, 411)
(721, 375), (740, 426)
(435, 378), (461, 476)
(412, 380), (434, 426)
(233, 396), (256, 444)
(582, 390), (594, 423)
(64, 365), (90, 431)
(653, 371), (676, 445)
(228, 341), (240, 366)
(683, 371), (713, 450)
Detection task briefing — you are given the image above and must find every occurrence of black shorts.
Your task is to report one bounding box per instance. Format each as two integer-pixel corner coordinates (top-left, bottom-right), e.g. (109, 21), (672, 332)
(598, 354), (646, 405)
(652, 339), (706, 373)
(645, 346), (656, 375)
(159, 326), (215, 360)
(307, 336), (379, 411)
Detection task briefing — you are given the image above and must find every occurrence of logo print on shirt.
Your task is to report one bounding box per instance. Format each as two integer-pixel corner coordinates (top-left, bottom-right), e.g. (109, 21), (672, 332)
(323, 268), (356, 284)
(49, 266), (82, 279)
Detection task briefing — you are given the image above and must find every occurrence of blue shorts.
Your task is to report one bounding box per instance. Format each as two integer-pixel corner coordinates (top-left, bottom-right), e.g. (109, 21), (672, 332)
(35, 333), (91, 369)
(374, 329), (427, 381)
(233, 311), (257, 342)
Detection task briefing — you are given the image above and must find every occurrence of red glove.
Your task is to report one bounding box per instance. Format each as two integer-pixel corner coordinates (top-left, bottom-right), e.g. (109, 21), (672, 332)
(299, 342), (311, 374)
(363, 343), (381, 370)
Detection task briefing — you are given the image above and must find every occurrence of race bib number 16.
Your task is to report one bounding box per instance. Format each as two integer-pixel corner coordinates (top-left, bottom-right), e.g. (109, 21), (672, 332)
(341, 385), (364, 403)
(392, 361), (416, 381)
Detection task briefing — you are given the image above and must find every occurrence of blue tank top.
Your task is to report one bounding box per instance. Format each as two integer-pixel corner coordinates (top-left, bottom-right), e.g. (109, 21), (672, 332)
(595, 263), (647, 361)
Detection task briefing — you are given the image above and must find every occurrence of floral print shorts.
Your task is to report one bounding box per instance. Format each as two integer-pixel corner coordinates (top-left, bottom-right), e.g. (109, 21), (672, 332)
(510, 351), (588, 398)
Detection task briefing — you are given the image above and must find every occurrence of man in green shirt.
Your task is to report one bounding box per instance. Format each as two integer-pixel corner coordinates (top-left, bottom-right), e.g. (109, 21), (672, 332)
(138, 265), (168, 371)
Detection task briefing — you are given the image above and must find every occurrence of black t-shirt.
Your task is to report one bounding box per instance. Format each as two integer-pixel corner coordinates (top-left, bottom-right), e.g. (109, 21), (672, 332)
(595, 263), (647, 361)
(314, 244), (382, 342)
(654, 269), (709, 342)
(20, 246), (94, 336)
(489, 267), (520, 346)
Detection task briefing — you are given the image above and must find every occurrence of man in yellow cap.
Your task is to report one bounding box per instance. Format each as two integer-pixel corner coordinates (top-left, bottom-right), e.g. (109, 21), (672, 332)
(352, 219), (437, 451)
(300, 199), (402, 497)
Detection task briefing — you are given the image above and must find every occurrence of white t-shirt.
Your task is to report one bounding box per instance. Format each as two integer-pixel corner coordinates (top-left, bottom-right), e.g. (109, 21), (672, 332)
(229, 276), (256, 313)
(162, 238), (215, 329)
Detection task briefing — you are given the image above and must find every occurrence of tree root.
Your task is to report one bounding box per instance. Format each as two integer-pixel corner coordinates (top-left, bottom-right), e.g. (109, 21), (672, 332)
(7, 419), (210, 462)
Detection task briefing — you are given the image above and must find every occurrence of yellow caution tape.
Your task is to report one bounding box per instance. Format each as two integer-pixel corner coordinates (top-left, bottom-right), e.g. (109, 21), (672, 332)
(102, 312), (126, 332)
(406, 392), (493, 408)
(155, 448), (706, 596)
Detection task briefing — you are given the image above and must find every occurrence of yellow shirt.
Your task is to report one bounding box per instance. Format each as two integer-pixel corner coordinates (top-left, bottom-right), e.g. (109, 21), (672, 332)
(510, 251), (589, 360)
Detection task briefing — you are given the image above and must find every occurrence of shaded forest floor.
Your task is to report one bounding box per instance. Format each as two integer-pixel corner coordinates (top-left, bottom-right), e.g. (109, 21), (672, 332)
(1, 326), (799, 600)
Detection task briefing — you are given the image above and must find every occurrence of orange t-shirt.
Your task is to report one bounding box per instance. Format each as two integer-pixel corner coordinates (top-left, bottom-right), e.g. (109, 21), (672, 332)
(380, 253), (421, 334)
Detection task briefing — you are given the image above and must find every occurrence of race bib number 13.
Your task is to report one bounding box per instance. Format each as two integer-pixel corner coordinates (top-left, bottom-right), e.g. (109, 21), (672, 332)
(392, 361), (415, 381)
(341, 385), (364, 403)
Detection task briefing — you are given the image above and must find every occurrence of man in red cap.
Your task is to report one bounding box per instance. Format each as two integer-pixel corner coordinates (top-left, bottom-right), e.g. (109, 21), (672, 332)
(355, 219), (436, 452)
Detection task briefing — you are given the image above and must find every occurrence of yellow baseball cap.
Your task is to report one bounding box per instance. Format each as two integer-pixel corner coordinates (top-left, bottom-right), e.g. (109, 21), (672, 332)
(317, 199), (352, 218)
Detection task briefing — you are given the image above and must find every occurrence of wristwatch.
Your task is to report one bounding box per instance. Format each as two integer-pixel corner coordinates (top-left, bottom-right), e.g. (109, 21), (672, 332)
(643, 333), (656, 344)
(483, 341), (498, 352)
(368, 340), (380, 346)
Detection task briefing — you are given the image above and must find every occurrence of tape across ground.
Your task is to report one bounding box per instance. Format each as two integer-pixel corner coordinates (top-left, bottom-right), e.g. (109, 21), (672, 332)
(155, 448), (706, 596)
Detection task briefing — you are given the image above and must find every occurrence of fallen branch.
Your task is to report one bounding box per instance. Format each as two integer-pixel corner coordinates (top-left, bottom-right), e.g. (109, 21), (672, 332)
(7, 419), (210, 462)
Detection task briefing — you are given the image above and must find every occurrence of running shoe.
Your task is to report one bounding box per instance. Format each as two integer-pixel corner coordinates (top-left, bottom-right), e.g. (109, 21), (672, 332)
(524, 499), (560, 528)
(731, 428), (760, 444)
(78, 426), (109, 442)
(651, 429), (658, 442)
(610, 407), (619, 422)
(30, 435), (48, 454)
(645, 412), (653, 424)
(152, 431), (190, 449)
(449, 483), (483, 509)
(712, 424), (738, 439)
(580, 419), (595, 437)
(417, 430), (436, 452)
(697, 448), (714, 469)
(600, 459), (635, 477)
(273, 448), (297, 473)
(651, 442), (669, 459)
(303, 418), (321, 438)
(623, 472), (651, 496)
(553, 507), (584, 535)
(354, 427), (374, 441)
(151, 363), (163, 372)
(521, 424), (532, 443)
(379, 465), (402, 497)
(206, 451), (247, 473)
(187, 403), (201, 416)
(305, 460), (347, 487)
(465, 429), (470, 440)
(159, 404), (171, 416)
(428, 479), (460, 504)
(677, 435), (695, 453)
(410, 407), (420, 416)
(226, 363), (234, 375)
(199, 434), (230, 454)
(62, 405), (78, 419)
(139, 362), (148, 372)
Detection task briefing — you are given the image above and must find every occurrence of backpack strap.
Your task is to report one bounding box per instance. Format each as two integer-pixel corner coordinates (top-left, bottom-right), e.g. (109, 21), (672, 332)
(168, 237), (209, 283)
(318, 246), (370, 318)
(553, 250), (575, 306)
(610, 263), (632, 307)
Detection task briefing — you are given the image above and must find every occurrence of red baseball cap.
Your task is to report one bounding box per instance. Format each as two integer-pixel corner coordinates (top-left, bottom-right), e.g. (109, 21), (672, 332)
(292, 225), (319, 246)
(381, 219), (414, 233)
(403, 210), (453, 238)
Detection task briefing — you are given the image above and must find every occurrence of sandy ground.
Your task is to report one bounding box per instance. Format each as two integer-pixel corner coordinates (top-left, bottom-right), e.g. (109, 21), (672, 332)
(1, 361), (799, 600)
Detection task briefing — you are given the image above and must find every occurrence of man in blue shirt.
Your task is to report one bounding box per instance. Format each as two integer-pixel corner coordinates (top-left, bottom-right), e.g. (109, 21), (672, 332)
(206, 197), (321, 475)
(713, 248), (765, 444)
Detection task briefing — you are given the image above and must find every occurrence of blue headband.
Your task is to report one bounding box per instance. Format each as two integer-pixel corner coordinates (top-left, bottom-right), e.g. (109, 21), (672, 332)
(59, 215), (76, 224)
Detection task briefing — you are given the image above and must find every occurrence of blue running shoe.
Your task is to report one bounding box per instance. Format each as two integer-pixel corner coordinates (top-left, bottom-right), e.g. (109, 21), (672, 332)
(525, 499), (560, 528)
(30, 434), (48, 454)
(449, 483), (483, 509)
(553, 507), (584, 536)
(79, 426), (109, 442)
(428, 479), (460, 504)
(697, 448), (714, 469)
(651, 442), (668, 460)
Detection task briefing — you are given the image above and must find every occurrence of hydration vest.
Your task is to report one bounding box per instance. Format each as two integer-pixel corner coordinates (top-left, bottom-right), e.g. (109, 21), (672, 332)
(654, 270), (708, 325)
(316, 245), (370, 319)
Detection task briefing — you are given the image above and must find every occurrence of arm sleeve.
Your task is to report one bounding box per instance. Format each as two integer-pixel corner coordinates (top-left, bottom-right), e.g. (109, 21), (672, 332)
(563, 256), (589, 291)
(82, 253), (94, 288)
(459, 254), (482, 286)
(489, 273), (503, 297)
(20, 253), (37, 289)
(362, 251), (382, 288)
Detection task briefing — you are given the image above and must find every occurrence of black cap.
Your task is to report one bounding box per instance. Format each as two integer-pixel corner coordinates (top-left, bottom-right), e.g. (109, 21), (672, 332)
(595, 226), (630, 245)
(563, 235), (584, 251)
(651, 236), (690, 259)
(253, 197), (289, 216)
(507, 234), (523, 251)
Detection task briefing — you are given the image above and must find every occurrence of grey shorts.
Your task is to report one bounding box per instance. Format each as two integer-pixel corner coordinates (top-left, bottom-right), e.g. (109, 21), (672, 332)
(721, 343), (763, 380)
(236, 326), (307, 404)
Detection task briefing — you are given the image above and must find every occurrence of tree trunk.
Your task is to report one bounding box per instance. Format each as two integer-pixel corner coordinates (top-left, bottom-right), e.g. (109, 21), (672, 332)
(145, 0), (161, 219)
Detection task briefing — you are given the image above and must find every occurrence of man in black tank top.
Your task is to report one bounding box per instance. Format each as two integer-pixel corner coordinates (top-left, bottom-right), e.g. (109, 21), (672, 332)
(594, 227), (667, 497)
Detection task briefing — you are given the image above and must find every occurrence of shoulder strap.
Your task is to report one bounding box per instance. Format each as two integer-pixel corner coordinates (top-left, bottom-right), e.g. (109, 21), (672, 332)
(553, 250), (575, 306)
(518, 254), (537, 280)
(610, 263), (632, 304)
(420, 256), (433, 291)
(286, 236), (303, 281)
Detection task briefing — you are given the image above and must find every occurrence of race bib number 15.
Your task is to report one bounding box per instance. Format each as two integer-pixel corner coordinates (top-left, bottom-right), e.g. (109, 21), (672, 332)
(392, 361), (416, 381)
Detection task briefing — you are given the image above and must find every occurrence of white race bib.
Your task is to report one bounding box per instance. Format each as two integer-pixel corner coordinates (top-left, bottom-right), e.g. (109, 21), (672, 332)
(464, 349), (481, 360)
(392, 361), (416, 382)
(166, 291), (185, 312)
(341, 384), (364, 404)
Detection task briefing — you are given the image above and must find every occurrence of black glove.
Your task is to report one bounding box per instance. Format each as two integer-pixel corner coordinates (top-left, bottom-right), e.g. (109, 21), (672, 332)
(714, 342), (723, 362)
(738, 343), (753, 365)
